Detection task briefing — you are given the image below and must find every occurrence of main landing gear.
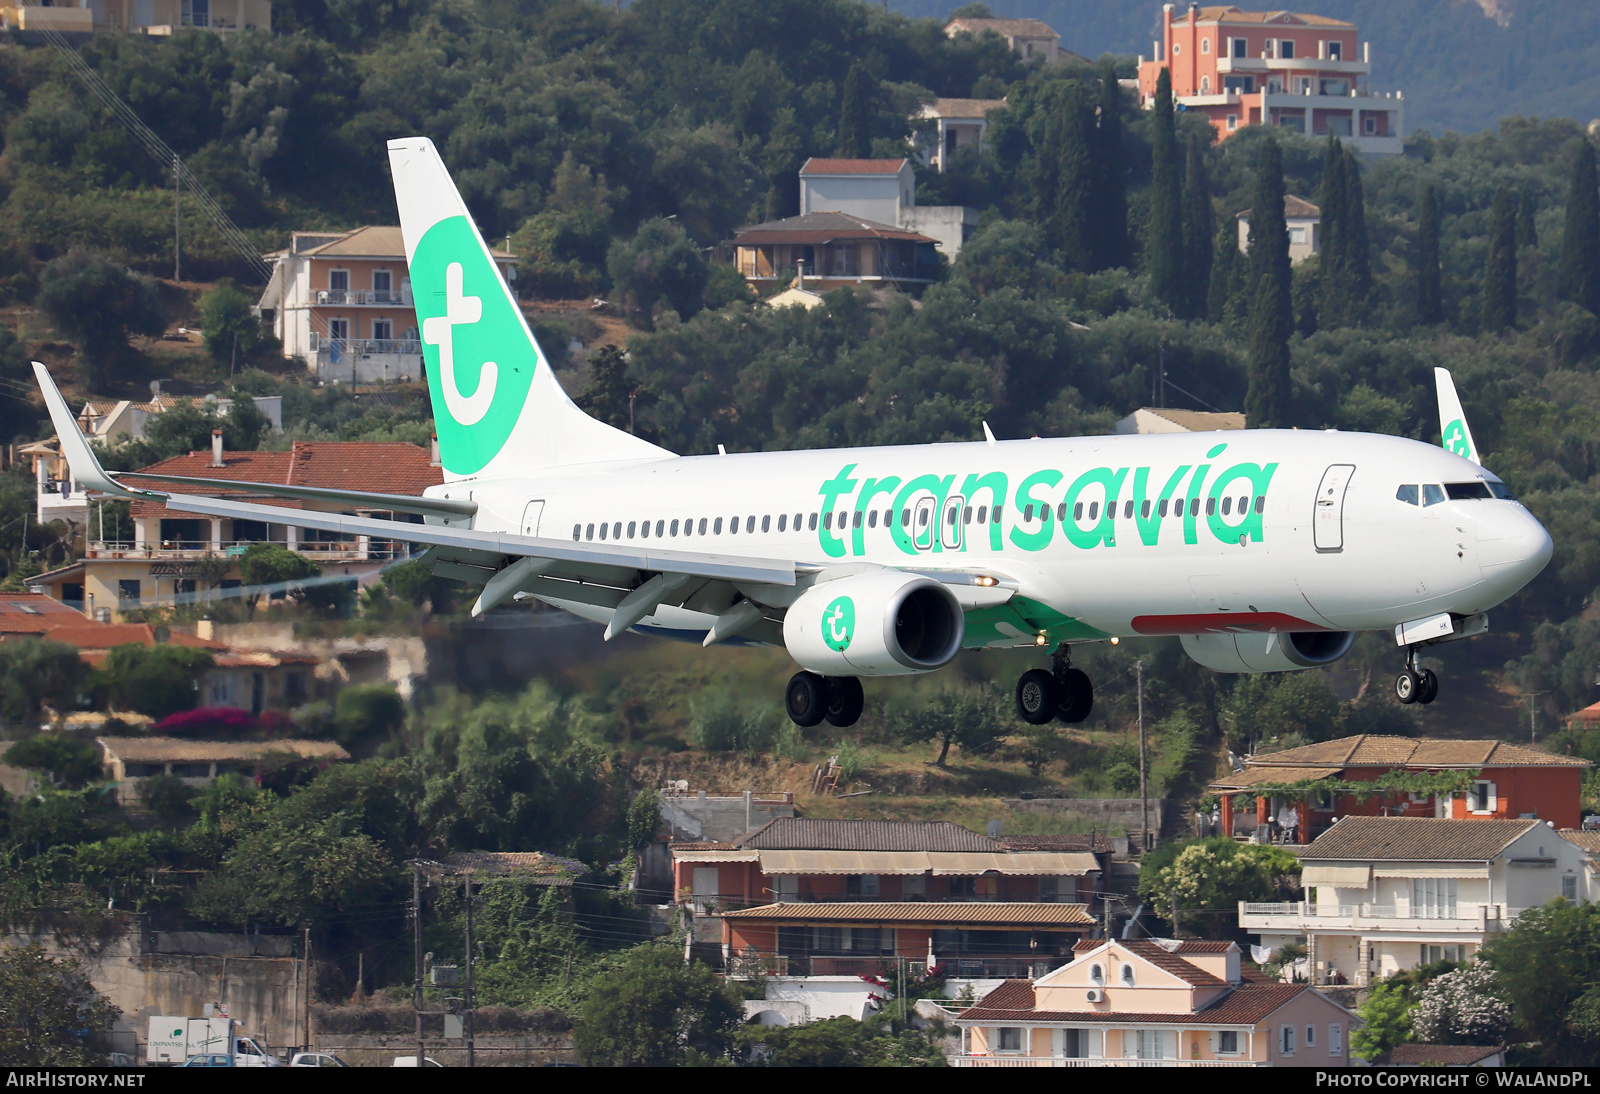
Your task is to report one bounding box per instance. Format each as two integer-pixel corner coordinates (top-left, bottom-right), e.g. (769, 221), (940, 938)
(1016, 644), (1095, 725)
(1394, 648), (1439, 706)
(786, 672), (865, 729)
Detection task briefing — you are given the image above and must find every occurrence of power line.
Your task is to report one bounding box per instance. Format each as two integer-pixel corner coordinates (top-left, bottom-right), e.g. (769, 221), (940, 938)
(37, 27), (272, 286)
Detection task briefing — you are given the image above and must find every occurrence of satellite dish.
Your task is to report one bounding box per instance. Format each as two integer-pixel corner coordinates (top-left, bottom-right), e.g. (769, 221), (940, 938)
(986, 819), (1003, 838)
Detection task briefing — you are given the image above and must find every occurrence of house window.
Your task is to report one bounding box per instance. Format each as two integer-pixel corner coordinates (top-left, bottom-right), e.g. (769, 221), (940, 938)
(328, 269), (350, 298)
(1200, 76), (1210, 93)
(1227, 114), (1239, 131)
(1232, 37), (1247, 58)
(372, 319), (393, 342)
(1279, 39), (1294, 59)
(1364, 115), (1377, 135)
(181, 0), (209, 26)
(1563, 874), (1579, 901)
(830, 245), (855, 276)
(1119, 963), (1136, 986)
(1039, 876), (1059, 902)
(1172, 42), (1180, 55)
(1421, 944), (1462, 964)
(1320, 79), (1348, 96)
(776, 875), (799, 900)
(117, 579), (141, 607)
(903, 874), (926, 898)
(948, 877), (976, 897)
(997, 1027), (1023, 1052)
(1328, 41), (1342, 60)
(327, 318), (350, 344)
(845, 874), (880, 897)
(1217, 1030), (1239, 1054)
(1135, 1030), (1166, 1059)
(1470, 780), (1496, 813)
(373, 269), (393, 300)
(1296, 77), (1312, 94)
(1201, 37), (1210, 53)
(1057, 1029), (1096, 1058)
(1305, 1025), (1315, 1047)
(1089, 963), (1105, 985)
(1267, 78), (1283, 94)
(1280, 1025), (1296, 1055)
(1413, 879), (1459, 919)
(1329, 1023), (1343, 1056)
(1289, 226), (1308, 244)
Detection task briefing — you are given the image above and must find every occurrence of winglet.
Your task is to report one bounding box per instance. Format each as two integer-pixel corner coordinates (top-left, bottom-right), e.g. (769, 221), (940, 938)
(1434, 367), (1480, 465)
(31, 362), (158, 500)
(982, 421), (997, 447)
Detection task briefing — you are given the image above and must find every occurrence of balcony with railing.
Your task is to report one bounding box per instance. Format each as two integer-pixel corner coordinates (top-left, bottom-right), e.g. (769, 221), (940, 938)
(311, 338), (425, 384)
(1238, 901), (1510, 933)
(312, 289), (415, 307)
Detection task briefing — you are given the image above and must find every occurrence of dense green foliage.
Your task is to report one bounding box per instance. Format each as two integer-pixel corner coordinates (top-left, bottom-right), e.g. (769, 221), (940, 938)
(1483, 899), (1600, 1064)
(1137, 836), (1300, 937)
(740, 1013), (949, 1066)
(0, 945), (121, 1065)
(573, 942), (743, 1066)
(96, 643), (212, 719)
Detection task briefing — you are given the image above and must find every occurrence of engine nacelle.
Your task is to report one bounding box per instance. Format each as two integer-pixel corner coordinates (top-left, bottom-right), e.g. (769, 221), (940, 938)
(1180, 630), (1355, 673)
(783, 572), (964, 677)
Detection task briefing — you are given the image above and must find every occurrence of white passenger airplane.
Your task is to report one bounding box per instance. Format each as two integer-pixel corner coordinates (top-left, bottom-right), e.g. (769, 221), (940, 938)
(32, 137), (1553, 729)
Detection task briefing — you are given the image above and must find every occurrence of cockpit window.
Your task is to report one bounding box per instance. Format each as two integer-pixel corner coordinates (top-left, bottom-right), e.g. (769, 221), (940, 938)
(1488, 482), (1513, 500)
(1445, 482), (1494, 500)
(1395, 485), (1419, 505)
(1422, 484), (1446, 507)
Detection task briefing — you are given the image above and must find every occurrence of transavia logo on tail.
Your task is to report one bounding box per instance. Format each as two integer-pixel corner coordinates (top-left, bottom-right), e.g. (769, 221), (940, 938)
(823, 596), (855, 651)
(413, 215), (539, 475)
(1443, 418), (1473, 459)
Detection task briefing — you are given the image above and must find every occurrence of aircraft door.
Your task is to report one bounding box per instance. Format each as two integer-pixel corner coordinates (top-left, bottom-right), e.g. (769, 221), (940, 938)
(913, 496), (937, 552)
(521, 500), (545, 537)
(1313, 465), (1355, 552)
(941, 494), (966, 551)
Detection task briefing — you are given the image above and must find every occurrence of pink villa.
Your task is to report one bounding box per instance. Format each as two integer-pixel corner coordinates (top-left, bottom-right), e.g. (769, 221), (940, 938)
(1137, 4), (1403, 155)
(954, 939), (1354, 1066)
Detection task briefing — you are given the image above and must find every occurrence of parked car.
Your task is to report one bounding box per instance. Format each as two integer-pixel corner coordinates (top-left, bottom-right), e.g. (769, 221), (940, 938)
(181, 1055), (234, 1067)
(107, 1053), (136, 1067)
(290, 1052), (349, 1068)
(391, 1056), (444, 1067)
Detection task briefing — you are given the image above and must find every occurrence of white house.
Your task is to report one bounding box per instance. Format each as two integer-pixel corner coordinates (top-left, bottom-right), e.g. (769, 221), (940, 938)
(916, 98), (1007, 172)
(1239, 817), (1592, 987)
(1236, 195), (1322, 265)
(796, 157), (976, 259)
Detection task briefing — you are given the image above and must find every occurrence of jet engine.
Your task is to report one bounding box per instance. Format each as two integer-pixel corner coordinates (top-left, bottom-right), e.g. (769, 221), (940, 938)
(1180, 630), (1355, 673)
(783, 572), (964, 677)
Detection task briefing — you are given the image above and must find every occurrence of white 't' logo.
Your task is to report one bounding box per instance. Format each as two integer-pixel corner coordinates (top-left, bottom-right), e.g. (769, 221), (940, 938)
(422, 261), (498, 426)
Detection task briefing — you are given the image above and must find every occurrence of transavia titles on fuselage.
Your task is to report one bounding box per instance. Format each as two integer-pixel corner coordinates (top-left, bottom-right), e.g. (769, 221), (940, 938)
(33, 137), (1554, 731)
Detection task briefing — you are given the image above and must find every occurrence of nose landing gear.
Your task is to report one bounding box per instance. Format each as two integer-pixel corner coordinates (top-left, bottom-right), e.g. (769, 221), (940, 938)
(1015, 645), (1095, 725)
(1395, 649), (1439, 705)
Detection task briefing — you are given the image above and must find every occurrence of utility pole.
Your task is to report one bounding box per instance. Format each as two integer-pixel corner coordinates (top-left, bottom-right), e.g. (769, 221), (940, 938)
(412, 863), (424, 1069)
(173, 154), (181, 283)
(1137, 659), (1149, 852)
(463, 872), (475, 1068)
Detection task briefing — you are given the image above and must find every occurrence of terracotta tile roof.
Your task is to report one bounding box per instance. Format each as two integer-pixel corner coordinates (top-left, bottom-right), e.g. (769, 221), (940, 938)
(98, 737), (349, 764)
(123, 441), (441, 519)
(0, 595), (88, 633)
(798, 158), (909, 176)
(43, 623), (226, 651)
(288, 225), (513, 261)
(1372, 1044), (1502, 1066)
(720, 902), (1093, 927)
(1243, 735), (1589, 770)
(735, 818), (1000, 852)
(921, 98), (1006, 119)
(732, 211), (936, 247)
(1560, 829), (1600, 853)
(1207, 764), (1343, 791)
(963, 981), (1316, 1026)
(1072, 938), (1235, 954)
(1118, 940), (1229, 986)
(945, 17), (1059, 38)
(999, 834), (1114, 854)
(1240, 195), (1321, 222)
(1173, 7), (1353, 28)
(1304, 817), (1539, 862)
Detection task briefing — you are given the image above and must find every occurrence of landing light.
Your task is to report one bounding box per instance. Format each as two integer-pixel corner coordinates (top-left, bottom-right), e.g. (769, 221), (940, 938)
(1034, 634), (1048, 646)
(976, 575), (998, 587)
(1110, 636), (1120, 645)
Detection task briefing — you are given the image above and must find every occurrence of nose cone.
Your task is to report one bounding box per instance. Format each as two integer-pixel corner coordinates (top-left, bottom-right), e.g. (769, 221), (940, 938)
(1477, 505), (1554, 600)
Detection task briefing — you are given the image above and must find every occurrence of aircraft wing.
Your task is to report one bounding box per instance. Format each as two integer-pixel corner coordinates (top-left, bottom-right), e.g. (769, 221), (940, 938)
(33, 363), (1012, 637)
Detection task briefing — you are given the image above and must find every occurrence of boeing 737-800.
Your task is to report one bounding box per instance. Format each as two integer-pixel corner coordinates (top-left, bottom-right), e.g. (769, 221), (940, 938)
(32, 137), (1554, 730)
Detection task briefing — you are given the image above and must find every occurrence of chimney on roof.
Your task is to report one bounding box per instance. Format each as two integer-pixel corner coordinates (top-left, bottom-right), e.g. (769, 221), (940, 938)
(430, 434), (441, 467)
(196, 617), (214, 641)
(211, 429), (224, 468)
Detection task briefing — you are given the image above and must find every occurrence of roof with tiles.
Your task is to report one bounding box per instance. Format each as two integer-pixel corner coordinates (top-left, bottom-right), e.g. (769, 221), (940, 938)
(732, 211), (936, 247)
(123, 441), (441, 519)
(0, 595), (90, 633)
(277, 225), (513, 261)
(1172, 6), (1354, 28)
(733, 818), (1002, 852)
(945, 17), (1059, 38)
(1241, 734), (1589, 769)
(1372, 1044), (1502, 1066)
(920, 97), (1007, 119)
(1304, 817), (1540, 861)
(1116, 940), (1230, 986)
(721, 902), (1093, 927)
(1000, 833), (1114, 854)
(798, 157), (910, 176)
(98, 737), (349, 764)
(962, 980), (1317, 1026)
(1561, 829), (1600, 853)
(1072, 938), (1235, 954)
(43, 623), (225, 651)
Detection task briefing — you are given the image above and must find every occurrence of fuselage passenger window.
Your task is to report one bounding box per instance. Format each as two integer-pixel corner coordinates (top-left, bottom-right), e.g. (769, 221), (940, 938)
(586, 523), (595, 540)
(698, 518), (707, 534)
(778, 514), (787, 532)
(628, 521), (636, 538)
(572, 524), (581, 540)
(977, 505), (988, 523)
(808, 513), (818, 531)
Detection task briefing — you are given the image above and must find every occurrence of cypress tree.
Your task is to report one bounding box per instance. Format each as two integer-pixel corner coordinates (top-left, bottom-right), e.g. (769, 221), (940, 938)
(1180, 137), (1213, 320)
(1051, 84), (1098, 272)
(1207, 216), (1241, 324)
(1341, 149), (1371, 318)
(1316, 136), (1350, 327)
(1416, 183), (1443, 325)
(1146, 68), (1184, 312)
(1517, 190), (1538, 248)
(1094, 59), (1129, 270)
(1245, 139), (1292, 428)
(836, 64), (873, 159)
(1481, 186), (1518, 334)
(1561, 139), (1600, 315)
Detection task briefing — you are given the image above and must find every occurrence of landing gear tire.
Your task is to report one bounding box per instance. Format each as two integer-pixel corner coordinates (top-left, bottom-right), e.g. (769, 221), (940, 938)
(1395, 669), (1422, 705)
(1056, 667), (1094, 724)
(786, 671), (828, 727)
(1416, 669), (1439, 705)
(823, 676), (865, 728)
(1016, 669), (1060, 725)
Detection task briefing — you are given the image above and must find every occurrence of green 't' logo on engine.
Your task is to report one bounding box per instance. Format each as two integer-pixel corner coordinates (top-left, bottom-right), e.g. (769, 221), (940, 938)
(1443, 418), (1473, 459)
(822, 596), (855, 652)
(413, 214), (539, 475)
